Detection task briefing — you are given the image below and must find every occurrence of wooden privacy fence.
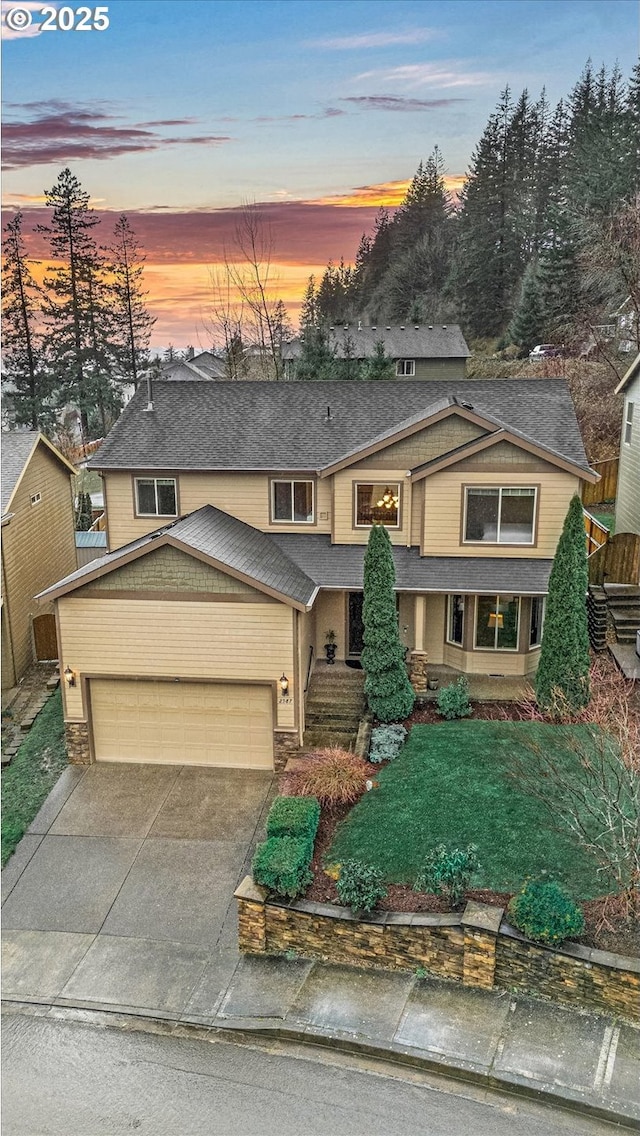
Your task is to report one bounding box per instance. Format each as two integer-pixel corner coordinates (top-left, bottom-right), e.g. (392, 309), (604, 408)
(589, 531), (640, 585)
(584, 509), (610, 557)
(581, 456), (619, 506)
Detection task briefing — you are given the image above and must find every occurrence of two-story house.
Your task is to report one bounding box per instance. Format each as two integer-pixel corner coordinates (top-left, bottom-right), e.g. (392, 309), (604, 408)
(2, 431), (77, 689)
(282, 323), (470, 381)
(38, 377), (597, 771)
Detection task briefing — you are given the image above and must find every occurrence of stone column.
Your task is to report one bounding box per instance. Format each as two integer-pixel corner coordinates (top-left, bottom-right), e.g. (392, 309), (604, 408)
(234, 875), (268, 953)
(461, 900), (504, 989)
(409, 650), (428, 694)
(64, 722), (92, 764)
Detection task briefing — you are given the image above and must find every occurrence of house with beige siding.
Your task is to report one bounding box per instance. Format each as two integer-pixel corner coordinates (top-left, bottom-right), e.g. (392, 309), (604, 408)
(614, 353), (640, 540)
(282, 323), (470, 381)
(2, 432), (77, 689)
(39, 377), (598, 771)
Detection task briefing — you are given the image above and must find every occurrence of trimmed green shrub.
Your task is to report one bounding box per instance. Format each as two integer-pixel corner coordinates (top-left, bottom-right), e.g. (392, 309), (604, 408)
(252, 836), (314, 899)
(266, 795), (320, 843)
(336, 859), (387, 914)
(361, 524), (416, 722)
(508, 879), (585, 945)
(369, 723), (407, 764)
(436, 677), (472, 720)
(414, 843), (479, 906)
(535, 494), (590, 715)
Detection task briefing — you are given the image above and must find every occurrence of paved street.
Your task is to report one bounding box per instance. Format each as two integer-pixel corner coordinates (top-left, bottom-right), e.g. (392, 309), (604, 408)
(1, 1011), (621, 1136)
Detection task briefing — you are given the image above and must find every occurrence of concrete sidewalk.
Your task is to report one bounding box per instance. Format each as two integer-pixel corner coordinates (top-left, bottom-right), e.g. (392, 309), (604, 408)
(2, 765), (639, 1128)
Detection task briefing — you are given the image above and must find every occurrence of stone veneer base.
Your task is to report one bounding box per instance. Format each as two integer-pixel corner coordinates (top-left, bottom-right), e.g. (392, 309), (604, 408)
(234, 879), (640, 1023)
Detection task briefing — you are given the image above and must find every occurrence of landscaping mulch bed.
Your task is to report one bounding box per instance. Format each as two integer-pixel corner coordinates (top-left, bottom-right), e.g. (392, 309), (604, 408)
(305, 798), (640, 958)
(406, 700), (520, 726)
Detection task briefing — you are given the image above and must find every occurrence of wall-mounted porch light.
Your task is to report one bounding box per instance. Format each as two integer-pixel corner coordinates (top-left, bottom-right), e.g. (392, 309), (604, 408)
(278, 674), (289, 694)
(63, 666), (76, 687)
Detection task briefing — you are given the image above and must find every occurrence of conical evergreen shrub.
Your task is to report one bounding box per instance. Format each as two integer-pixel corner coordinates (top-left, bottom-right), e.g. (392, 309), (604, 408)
(535, 494), (590, 713)
(361, 524), (415, 722)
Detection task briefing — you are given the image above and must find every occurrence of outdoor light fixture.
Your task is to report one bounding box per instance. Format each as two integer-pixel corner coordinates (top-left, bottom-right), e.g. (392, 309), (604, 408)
(279, 674), (289, 694)
(63, 666), (76, 687)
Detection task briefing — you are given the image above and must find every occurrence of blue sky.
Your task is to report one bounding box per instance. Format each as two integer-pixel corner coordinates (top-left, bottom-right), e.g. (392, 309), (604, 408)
(2, 0), (638, 343)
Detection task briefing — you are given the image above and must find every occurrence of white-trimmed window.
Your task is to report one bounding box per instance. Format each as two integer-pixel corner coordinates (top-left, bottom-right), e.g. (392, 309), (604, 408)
(475, 595), (520, 651)
(529, 595), (545, 648)
(30, 492), (42, 506)
(396, 359), (415, 377)
(464, 487), (536, 545)
(135, 477), (177, 516)
(447, 594), (465, 646)
(271, 479), (314, 523)
(355, 483), (400, 528)
(624, 401), (634, 444)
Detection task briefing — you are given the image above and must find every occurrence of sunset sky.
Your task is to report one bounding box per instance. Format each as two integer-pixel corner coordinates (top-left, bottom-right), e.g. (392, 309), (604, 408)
(2, 0), (638, 350)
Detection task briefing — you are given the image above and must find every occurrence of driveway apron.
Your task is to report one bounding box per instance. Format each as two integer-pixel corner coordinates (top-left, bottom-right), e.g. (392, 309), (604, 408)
(2, 763), (275, 1018)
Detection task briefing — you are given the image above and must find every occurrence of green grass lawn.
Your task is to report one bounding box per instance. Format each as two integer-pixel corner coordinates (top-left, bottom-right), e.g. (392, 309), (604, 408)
(1, 690), (68, 866)
(328, 721), (607, 900)
(591, 510), (616, 534)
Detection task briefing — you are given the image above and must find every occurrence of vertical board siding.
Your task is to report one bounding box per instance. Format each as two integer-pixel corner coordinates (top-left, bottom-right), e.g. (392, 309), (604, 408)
(2, 445), (76, 685)
(58, 596), (295, 729)
(422, 469), (580, 557)
(615, 378), (640, 535)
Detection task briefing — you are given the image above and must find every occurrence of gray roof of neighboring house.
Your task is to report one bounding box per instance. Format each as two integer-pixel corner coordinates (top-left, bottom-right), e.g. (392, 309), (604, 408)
(40, 505), (317, 608)
(2, 431), (39, 514)
(282, 324), (470, 361)
(90, 378), (591, 474)
(271, 533), (553, 594)
(160, 352), (227, 381)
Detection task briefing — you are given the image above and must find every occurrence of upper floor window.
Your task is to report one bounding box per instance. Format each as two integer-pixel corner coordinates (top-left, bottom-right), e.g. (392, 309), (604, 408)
(135, 477), (177, 517)
(355, 483), (400, 528)
(464, 487), (536, 545)
(396, 359), (415, 377)
(475, 595), (520, 650)
(271, 479), (314, 523)
(624, 401), (634, 444)
(30, 492), (42, 506)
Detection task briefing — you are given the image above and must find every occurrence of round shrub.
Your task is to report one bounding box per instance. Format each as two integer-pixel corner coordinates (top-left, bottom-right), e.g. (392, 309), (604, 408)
(508, 879), (585, 946)
(369, 723), (407, 764)
(436, 677), (472, 720)
(280, 748), (372, 806)
(336, 859), (387, 914)
(414, 843), (479, 906)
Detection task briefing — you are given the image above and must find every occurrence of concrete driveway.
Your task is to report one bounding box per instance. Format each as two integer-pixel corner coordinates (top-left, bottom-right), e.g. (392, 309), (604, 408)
(2, 762), (275, 1020)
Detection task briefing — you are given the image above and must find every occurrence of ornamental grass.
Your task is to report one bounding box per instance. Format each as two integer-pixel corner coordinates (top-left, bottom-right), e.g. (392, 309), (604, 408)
(281, 748), (372, 807)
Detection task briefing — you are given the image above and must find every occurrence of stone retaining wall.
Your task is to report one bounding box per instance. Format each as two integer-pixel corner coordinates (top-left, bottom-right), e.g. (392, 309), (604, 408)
(234, 877), (640, 1022)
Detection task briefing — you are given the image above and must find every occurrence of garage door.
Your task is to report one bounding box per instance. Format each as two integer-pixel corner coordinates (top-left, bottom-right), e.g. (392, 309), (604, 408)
(90, 679), (273, 768)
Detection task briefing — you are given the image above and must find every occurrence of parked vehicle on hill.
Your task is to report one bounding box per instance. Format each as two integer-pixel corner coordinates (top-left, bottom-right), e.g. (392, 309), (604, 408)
(529, 344), (564, 359)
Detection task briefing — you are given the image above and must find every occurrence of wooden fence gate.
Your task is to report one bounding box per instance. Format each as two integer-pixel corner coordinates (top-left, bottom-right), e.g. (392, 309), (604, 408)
(33, 613), (58, 661)
(588, 532), (640, 586)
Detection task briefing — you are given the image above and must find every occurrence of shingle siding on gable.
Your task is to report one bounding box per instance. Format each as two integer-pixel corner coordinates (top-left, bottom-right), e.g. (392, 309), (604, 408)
(452, 440), (560, 472)
(75, 544), (260, 595)
(615, 372), (640, 536)
(353, 416), (486, 470)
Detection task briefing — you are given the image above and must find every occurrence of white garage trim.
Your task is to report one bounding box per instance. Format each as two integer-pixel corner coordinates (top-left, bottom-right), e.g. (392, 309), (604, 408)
(89, 677), (274, 769)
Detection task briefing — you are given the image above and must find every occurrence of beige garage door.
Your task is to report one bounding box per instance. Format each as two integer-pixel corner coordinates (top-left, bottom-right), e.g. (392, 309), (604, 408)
(90, 679), (273, 768)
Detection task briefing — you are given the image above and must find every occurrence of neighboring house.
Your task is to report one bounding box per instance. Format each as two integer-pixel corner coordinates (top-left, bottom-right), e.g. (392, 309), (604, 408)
(39, 377), (598, 771)
(159, 349), (227, 382)
(2, 432), (77, 690)
(282, 323), (470, 381)
(614, 353), (640, 537)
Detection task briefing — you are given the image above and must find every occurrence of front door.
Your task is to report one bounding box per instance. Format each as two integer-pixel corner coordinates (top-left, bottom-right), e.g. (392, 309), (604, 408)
(348, 591), (364, 655)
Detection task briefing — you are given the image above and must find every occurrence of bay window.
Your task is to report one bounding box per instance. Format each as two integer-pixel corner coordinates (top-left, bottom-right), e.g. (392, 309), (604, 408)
(475, 595), (520, 650)
(447, 594), (465, 646)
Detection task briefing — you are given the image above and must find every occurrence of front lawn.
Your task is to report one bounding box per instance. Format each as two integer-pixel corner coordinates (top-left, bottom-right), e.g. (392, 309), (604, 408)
(328, 721), (608, 900)
(1, 690), (68, 866)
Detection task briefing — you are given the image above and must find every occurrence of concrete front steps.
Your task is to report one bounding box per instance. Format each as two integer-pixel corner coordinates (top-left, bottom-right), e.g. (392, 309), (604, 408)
(603, 583), (640, 645)
(303, 664), (366, 751)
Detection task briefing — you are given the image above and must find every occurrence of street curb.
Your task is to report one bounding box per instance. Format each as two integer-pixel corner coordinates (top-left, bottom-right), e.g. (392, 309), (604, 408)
(3, 998), (638, 1130)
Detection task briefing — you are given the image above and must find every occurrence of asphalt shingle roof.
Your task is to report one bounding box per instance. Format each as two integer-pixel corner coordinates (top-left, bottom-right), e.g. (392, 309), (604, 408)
(90, 378), (591, 474)
(39, 505), (317, 608)
(282, 324), (470, 360)
(1, 431), (38, 514)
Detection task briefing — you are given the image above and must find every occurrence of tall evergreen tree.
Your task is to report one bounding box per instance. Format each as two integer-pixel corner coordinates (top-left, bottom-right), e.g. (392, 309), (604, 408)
(507, 260), (546, 352)
(535, 495), (590, 714)
(105, 215), (155, 391)
(361, 524), (415, 722)
(37, 168), (114, 439)
(1, 213), (51, 430)
(360, 339), (395, 380)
